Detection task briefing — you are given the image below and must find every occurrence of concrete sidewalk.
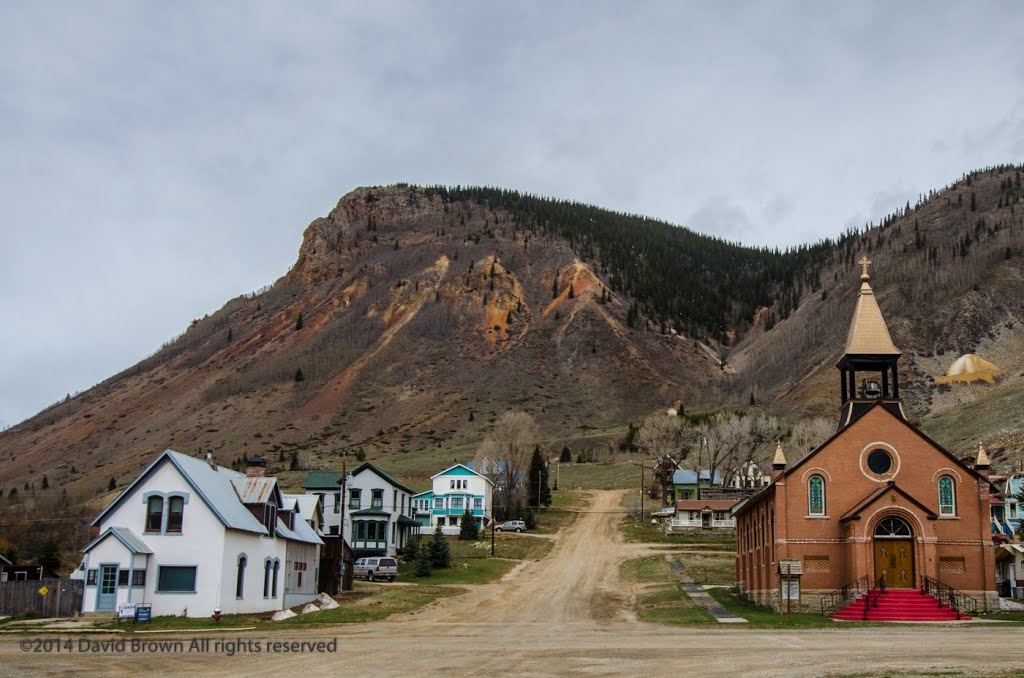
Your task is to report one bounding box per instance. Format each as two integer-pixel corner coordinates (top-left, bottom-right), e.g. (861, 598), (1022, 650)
(667, 557), (747, 623)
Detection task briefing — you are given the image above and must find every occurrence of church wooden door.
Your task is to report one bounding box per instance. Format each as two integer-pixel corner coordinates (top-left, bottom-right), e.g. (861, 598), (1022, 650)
(873, 539), (914, 588)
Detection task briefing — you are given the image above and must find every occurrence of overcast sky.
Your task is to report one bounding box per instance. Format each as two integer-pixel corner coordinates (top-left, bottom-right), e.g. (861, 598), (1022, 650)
(1, 1), (1023, 428)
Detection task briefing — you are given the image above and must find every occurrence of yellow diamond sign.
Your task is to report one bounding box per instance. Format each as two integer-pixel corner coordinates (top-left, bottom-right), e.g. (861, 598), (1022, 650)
(38, 585), (48, 596)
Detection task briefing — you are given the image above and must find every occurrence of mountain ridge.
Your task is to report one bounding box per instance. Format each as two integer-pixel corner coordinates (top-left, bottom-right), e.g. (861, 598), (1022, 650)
(2, 166), (1023, 501)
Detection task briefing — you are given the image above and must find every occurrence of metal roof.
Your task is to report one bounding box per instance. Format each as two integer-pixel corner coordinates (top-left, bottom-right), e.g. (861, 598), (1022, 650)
(91, 450), (268, 536)
(302, 471), (344, 490)
(83, 527), (154, 555)
(230, 476), (279, 505)
(672, 469), (723, 485)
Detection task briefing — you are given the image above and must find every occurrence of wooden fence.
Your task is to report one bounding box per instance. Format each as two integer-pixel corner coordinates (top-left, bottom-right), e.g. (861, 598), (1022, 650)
(0, 578), (83, 617)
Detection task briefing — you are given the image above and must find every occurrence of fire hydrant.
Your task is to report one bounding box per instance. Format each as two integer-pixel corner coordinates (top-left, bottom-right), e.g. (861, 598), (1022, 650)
(211, 608), (222, 623)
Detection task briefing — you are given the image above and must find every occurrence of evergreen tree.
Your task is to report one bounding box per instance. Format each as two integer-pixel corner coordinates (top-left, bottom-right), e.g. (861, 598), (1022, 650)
(559, 447), (572, 463)
(227, 328), (233, 342)
(458, 509), (479, 540)
(568, 283), (575, 299)
(107, 477), (116, 492)
(429, 525), (451, 568)
(41, 475), (49, 490)
(527, 446), (551, 508)
(295, 368), (305, 382)
(38, 538), (60, 573)
(414, 541), (432, 577)
(295, 312), (304, 331)
(290, 451), (300, 471)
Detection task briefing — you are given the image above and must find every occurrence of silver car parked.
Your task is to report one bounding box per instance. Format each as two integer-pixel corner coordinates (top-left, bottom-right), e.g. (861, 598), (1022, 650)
(353, 557), (398, 582)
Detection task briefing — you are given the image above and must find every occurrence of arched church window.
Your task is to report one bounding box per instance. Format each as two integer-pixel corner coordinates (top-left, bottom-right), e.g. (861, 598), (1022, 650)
(938, 476), (956, 516)
(874, 516), (912, 537)
(808, 475), (825, 515)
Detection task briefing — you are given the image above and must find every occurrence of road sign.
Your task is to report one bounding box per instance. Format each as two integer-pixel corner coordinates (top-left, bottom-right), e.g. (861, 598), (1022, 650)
(38, 585), (49, 596)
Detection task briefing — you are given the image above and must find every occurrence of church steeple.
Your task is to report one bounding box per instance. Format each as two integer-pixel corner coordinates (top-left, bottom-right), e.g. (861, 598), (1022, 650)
(836, 258), (904, 428)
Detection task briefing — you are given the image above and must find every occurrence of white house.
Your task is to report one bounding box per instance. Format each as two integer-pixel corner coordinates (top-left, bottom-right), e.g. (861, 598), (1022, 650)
(343, 463), (417, 557)
(302, 463), (417, 558)
(667, 498), (741, 532)
(413, 464), (493, 536)
(81, 450), (322, 618)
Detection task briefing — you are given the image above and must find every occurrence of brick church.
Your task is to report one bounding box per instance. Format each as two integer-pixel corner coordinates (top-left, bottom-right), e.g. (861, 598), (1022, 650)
(735, 259), (997, 613)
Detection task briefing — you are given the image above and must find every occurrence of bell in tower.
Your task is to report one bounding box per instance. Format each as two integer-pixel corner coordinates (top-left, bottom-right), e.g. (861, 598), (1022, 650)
(836, 258), (905, 429)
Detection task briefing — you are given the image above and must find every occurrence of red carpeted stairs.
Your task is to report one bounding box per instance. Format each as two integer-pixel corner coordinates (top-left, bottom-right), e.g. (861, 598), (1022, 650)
(832, 588), (970, 621)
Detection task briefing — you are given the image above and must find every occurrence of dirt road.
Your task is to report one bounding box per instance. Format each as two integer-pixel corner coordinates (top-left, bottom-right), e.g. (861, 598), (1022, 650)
(3, 490), (1023, 677)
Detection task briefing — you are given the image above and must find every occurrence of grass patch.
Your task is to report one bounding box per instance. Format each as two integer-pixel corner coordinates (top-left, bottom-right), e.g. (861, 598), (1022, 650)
(675, 553), (735, 586)
(397, 534), (552, 585)
(706, 588), (839, 628)
(98, 613), (267, 632)
(634, 583), (716, 626)
(278, 586), (459, 625)
(620, 556), (675, 583)
(556, 462), (639, 490)
(619, 514), (737, 547)
(973, 610), (1024, 623)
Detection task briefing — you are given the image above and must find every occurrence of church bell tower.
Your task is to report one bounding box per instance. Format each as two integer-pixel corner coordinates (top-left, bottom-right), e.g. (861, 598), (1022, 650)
(836, 258), (905, 428)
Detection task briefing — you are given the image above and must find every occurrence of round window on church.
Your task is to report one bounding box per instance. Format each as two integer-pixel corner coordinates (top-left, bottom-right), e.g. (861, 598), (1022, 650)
(867, 449), (893, 474)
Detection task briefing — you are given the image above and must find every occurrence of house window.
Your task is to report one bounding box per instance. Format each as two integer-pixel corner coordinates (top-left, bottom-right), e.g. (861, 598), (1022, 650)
(146, 496), (163, 532)
(166, 496), (184, 533)
(349, 489), (361, 510)
(118, 570), (130, 586)
(87, 570), (98, 586)
(808, 475), (825, 516)
(263, 560), (272, 597)
(451, 496), (464, 510)
(272, 560), (280, 598)
(132, 570), (146, 587)
(372, 489), (384, 509)
(156, 566), (197, 593)
(236, 555), (247, 599)
(333, 492), (341, 514)
(938, 476), (956, 516)
(434, 497), (444, 509)
(393, 490), (397, 510)
(474, 498), (483, 510)
(450, 479), (456, 489)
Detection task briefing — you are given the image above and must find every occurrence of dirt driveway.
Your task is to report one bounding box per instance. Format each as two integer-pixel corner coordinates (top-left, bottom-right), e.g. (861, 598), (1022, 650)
(2, 490), (1023, 677)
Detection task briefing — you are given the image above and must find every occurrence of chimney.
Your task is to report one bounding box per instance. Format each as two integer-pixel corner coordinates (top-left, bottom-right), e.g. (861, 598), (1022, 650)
(245, 456), (267, 478)
(205, 451), (215, 469)
(772, 441), (787, 481)
(975, 443), (990, 478)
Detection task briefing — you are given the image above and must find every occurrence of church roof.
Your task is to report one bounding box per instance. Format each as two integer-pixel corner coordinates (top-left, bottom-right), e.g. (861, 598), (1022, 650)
(839, 481), (938, 523)
(842, 259), (901, 357)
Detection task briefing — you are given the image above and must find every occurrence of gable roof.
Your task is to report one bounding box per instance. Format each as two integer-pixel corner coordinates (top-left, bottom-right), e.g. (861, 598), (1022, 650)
(431, 463), (493, 485)
(412, 490), (433, 499)
(786, 400), (986, 484)
(839, 481), (938, 523)
(83, 527), (154, 555)
(302, 471), (344, 490)
(273, 511), (324, 545)
(91, 450), (267, 535)
(0, 553), (13, 567)
(230, 476), (282, 505)
(350, 463), (414, 494)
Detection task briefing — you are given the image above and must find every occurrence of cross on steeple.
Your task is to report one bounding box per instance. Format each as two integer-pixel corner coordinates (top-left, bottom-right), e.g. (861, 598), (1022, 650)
(859, 256), (872, 279)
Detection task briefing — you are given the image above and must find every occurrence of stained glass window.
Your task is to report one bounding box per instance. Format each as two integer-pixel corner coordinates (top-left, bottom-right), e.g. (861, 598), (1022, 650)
(808, 475), (825, 515)
(938, 476), (956, 516)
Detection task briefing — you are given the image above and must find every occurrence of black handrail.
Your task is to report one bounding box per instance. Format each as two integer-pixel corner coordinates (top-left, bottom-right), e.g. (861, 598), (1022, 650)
(864, 575), (886, 620)
(919, 575), (978, 619)
(819, 575), (869, 616)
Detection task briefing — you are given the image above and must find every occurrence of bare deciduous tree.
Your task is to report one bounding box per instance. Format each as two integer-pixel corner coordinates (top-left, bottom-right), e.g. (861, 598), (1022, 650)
(636, 413), (690, 500)
(789, 417), (836, 460)
(489, 410), (537, 517)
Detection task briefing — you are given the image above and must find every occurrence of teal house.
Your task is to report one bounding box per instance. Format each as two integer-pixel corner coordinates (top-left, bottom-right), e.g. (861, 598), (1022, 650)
(412, 464), (493, 535)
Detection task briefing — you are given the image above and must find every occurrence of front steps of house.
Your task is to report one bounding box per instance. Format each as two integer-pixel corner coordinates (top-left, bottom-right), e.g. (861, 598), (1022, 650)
(832, 588), (971, 621)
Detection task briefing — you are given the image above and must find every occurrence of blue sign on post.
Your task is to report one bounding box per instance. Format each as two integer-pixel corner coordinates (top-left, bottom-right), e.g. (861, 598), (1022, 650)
(134, 604), (152, 623)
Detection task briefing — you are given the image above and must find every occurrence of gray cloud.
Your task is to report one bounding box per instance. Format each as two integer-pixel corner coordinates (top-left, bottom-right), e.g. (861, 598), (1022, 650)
(2, 1), (1024, 426)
